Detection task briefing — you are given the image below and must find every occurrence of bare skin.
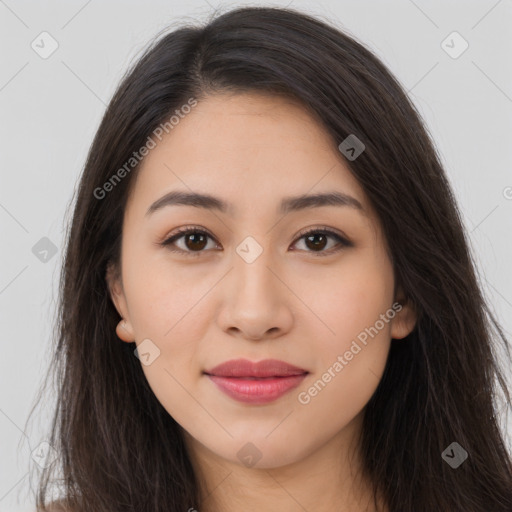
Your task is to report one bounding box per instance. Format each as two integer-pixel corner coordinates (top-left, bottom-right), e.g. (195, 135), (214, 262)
(107, 92), (416, 512)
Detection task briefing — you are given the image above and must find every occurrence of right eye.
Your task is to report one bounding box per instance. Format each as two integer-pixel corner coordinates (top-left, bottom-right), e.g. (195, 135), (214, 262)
(159, 226), (220, 256)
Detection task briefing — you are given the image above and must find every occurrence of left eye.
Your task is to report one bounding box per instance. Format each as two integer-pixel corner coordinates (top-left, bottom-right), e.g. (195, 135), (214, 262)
(160, 227), (352, 257)
(292, 229), (351, 255)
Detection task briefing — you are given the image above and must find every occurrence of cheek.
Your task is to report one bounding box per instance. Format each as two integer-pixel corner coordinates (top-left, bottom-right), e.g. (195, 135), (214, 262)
(300, 259), (393, 405)
(298, 265), (393, 418)
(123, 257), (210, 424)
(315, 260), (394, 351)
(124, 245), (212, 335)
(121, 254), (215, 401)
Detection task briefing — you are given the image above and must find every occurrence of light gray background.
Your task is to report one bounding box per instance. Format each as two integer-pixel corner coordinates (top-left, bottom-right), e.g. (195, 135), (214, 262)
(1, 1), (511, 510)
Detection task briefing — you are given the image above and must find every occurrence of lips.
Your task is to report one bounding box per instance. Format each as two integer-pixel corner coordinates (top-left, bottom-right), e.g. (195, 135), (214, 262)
(204, 358), (308, 378)
(204, 359), (309, 404)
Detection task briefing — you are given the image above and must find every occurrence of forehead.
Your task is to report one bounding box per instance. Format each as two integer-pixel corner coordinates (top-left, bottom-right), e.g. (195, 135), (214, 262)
(126, 92), (375, 224)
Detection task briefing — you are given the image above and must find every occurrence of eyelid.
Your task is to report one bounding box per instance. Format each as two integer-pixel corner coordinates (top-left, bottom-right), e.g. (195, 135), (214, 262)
(294, 225), (352, 247)
(158, 224), (353, 256)
(157, 225), (219, 257)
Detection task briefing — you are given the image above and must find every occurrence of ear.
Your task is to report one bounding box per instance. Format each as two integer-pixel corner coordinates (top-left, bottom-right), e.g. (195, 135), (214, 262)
(105, 262), (135, 343)
(390, 285), (417, 340)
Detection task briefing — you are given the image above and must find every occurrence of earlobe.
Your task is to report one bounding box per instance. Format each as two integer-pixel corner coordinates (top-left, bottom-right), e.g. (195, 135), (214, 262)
(115, 319), (135, 343)
(391, 289), (418, 340)
(106, 262), (135, 343)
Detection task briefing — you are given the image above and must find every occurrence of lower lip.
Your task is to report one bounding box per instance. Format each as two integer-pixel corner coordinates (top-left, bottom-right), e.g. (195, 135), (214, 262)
(207, 374), (308, 404)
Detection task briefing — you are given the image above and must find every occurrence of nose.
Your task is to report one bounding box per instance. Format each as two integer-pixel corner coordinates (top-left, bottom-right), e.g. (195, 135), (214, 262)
(216, 243), (294, 341)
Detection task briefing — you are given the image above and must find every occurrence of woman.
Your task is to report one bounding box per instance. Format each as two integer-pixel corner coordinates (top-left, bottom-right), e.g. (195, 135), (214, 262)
(30, 5), (512, 511)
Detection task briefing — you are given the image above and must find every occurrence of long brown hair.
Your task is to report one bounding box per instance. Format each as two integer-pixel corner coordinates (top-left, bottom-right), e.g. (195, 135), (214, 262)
(27, 6), (512, 511)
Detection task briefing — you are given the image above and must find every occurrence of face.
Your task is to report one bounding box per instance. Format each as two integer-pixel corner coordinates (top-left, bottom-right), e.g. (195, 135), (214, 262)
(107, 92), (416, 470)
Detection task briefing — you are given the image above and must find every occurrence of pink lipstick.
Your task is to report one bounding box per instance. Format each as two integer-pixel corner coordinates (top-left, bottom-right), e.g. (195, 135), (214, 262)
(204, 358), (308, 404)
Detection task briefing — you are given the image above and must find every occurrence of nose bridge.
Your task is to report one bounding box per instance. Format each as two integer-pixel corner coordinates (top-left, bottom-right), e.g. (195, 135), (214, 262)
(216, 233), (293, 339)
(232, 233), (279, 300)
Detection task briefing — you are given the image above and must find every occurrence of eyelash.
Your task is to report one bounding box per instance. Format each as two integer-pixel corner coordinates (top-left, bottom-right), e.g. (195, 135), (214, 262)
(159, 225), (353, 257)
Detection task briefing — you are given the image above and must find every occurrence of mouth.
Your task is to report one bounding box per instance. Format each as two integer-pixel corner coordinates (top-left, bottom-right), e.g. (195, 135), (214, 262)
(204, 358), (309, 404)
(204, 358), (308, 378)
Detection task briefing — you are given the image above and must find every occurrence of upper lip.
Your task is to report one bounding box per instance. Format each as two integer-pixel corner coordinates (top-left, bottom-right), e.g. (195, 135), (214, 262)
(204, 358), (308, 378)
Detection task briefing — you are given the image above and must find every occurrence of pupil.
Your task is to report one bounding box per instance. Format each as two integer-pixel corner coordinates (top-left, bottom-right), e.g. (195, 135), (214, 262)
(306, 234), (326, 251)
(186, 233), (207, 250)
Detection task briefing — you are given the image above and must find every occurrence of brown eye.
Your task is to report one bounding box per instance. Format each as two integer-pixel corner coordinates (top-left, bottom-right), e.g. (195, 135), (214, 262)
(160, 228), (218, 256)
(160, 226), (352, 257)
(304, 232), (328, 251)
(182, 232), (208, 251)
(291, 228), (352, 256)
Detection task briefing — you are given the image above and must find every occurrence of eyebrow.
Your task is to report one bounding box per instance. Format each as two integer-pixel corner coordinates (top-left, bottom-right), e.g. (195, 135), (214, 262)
(145, 190), (365, 217)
